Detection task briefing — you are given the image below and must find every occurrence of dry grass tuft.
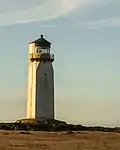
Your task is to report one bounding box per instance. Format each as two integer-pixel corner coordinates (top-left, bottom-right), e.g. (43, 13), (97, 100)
(19, 131), (31, 135)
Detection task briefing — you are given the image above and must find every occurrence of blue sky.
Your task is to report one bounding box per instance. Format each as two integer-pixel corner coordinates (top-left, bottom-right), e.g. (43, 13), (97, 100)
(0, 0), (120, 126)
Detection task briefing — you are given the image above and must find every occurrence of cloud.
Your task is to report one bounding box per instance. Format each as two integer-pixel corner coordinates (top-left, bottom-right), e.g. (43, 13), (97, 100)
(0, 0), (113, 27)
(83, 17), (120, 30)
(42, 17), (120, 30)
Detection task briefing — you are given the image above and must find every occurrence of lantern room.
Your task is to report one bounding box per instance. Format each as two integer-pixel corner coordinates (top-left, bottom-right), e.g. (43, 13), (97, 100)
(29, 35), (54, 62)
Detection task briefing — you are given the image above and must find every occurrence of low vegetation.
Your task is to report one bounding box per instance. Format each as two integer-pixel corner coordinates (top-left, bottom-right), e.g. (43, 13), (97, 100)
(0, 119), (119, 132)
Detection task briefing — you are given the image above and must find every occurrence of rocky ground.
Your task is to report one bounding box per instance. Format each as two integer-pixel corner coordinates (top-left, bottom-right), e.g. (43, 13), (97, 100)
(0, 130), (120, 150)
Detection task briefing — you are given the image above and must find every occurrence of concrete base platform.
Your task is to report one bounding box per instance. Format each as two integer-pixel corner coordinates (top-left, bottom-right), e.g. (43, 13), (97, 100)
(15, 118), (67, 125)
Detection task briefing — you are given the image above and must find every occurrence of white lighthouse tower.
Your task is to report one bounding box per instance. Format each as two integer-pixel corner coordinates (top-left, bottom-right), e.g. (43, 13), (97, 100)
(27, 35), (54, 120)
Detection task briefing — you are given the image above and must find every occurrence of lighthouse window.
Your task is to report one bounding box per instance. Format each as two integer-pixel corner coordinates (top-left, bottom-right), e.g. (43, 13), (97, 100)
(47, 49), (49, 53)
(36, 48), (50, 54)
(45, 49), (49, 53)
(37, 48), (42, 53)
(43, 49), (45, 53)
(45, 49), (47, 53)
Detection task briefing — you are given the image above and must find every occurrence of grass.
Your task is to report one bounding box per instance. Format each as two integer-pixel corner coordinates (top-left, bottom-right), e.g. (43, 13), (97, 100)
(0, 131), (120, 150)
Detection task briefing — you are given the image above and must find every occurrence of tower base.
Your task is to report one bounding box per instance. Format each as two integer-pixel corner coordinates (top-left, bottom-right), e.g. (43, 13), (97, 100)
(15, 118), (66, 125)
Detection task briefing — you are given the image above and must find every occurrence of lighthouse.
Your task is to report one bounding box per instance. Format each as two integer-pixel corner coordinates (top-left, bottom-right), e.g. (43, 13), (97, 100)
(27, 35), (54, 120)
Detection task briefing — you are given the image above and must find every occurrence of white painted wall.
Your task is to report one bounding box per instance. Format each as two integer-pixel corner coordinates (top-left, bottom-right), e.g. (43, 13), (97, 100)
(27, 43), (54, 119)
(36, 62), (54, 119)
(27, 43), (36, 119)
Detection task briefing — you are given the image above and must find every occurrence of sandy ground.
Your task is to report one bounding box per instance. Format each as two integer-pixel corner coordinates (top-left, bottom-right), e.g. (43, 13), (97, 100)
(0, 130), (120, 150)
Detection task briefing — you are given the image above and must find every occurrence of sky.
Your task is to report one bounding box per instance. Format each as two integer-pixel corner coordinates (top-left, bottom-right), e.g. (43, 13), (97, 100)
(0, 0), (120, 126)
